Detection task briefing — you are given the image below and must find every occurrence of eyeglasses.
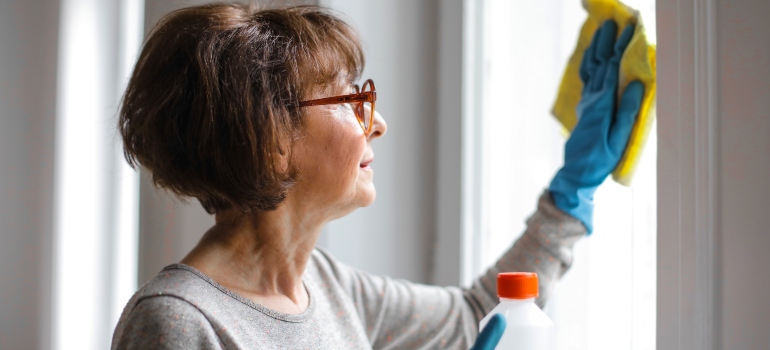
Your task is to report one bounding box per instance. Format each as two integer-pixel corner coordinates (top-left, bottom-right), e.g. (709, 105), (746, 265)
(299, 79), (377, 135)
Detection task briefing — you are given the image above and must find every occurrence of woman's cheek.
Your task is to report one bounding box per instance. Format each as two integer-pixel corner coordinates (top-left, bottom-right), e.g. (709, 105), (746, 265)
(319, 128), (362, 191)
(327, 118), (365, 167)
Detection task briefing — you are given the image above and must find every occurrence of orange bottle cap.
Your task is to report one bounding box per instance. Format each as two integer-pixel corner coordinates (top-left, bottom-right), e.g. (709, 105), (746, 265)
(497, 272), (539, 299)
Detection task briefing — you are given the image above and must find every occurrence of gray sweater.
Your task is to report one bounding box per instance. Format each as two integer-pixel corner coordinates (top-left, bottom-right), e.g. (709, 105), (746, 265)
(111, 191), (585, 349)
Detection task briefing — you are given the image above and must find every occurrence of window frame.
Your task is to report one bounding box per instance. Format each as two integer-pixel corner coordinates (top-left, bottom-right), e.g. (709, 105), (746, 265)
(656, 0), (721, 348)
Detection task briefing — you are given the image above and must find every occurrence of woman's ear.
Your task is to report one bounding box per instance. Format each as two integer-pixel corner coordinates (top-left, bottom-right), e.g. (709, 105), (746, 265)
(275, 145), (290, 173)
(276, 127), (303, 178)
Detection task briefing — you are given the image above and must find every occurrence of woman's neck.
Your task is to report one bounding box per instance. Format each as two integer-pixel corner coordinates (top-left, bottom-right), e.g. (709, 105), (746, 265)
(180, 200), (326, 314)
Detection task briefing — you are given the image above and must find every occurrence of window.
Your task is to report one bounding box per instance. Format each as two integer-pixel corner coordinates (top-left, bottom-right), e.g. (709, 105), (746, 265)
(53, 0), (143, 349)
(470, 1), (656, 348)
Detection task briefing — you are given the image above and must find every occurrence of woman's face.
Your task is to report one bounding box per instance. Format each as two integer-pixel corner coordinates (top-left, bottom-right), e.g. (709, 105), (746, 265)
(288, 82), (387, 220)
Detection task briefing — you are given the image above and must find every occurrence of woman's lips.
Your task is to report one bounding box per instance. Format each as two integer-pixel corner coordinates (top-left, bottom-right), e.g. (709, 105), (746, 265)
(360, 157), (373, 168)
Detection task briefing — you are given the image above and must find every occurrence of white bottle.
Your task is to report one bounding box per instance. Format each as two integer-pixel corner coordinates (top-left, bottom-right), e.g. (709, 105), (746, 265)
(479, 272), (555, 350)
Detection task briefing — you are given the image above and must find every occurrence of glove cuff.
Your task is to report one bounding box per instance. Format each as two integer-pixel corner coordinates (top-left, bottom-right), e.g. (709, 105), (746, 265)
(548, 177), (596, 234)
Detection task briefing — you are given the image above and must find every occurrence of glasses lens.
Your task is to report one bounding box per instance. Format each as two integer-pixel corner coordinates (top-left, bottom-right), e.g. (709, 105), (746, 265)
(361, 82), (374, 133)
(363, 102), (374, 132)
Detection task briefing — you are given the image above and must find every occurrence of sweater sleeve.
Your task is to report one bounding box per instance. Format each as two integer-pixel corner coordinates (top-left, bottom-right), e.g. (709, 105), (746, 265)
(318, 190), (586, 349)
(463, 190), (587, 320)
(111, 296), (224, 350)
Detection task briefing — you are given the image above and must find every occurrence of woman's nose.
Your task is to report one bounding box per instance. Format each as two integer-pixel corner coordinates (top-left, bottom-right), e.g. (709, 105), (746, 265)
(368, 110), (387, 140)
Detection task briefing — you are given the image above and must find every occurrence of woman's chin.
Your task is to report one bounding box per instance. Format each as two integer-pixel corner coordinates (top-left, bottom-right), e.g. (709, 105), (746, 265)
(329, 188), (375, 221)
(355, 171), (376, 205)
(356, 184), (376, 207)
(362, 191), (376, 207)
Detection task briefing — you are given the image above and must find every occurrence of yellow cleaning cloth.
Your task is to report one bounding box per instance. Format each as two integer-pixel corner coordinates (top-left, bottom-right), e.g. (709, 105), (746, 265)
(552, 0), (656, 186)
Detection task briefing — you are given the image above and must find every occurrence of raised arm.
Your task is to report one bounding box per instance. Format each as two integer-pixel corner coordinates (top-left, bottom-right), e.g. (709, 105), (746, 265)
(311, 191), (585, 349)
(464, 191), (586, 314)
(317, 20), (645, 350)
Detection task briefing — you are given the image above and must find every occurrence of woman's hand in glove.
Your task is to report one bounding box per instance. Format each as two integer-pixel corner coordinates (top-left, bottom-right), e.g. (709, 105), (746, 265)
(548, 20), (645, 233)
(470, 314), (506, 350)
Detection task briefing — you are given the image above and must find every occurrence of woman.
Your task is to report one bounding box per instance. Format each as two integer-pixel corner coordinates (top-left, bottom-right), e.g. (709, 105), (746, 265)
(112, 3), (642, 349)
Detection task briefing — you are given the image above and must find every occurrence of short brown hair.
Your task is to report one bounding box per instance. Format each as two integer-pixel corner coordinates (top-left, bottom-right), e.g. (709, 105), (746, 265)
(119, 3), (364, 213)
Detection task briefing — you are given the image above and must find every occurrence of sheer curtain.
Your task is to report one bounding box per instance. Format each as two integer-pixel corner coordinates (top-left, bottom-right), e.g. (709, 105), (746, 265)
(473, 0), (656, 349)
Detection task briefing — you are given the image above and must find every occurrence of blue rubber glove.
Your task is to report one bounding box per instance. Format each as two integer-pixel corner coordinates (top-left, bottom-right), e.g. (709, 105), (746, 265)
(549, 20), (645, 234)
(470, 314), (506, 350)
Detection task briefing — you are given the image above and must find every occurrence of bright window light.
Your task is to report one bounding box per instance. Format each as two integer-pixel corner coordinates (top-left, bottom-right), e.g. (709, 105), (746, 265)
(54, 1), (105, 348)
(473, 0), (656, 349)
(112, 0), (143, 330)
(54, 0), (142, 349)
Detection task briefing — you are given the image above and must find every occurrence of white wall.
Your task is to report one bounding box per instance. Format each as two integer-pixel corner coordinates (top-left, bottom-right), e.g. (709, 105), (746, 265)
(717, 0), (770, 347)
(0, 1), (60, 349)
(317, 0), (439, 284)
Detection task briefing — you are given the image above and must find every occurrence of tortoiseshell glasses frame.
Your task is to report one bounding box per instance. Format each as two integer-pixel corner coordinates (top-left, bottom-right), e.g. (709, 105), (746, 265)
(299, 79), (377, 135)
